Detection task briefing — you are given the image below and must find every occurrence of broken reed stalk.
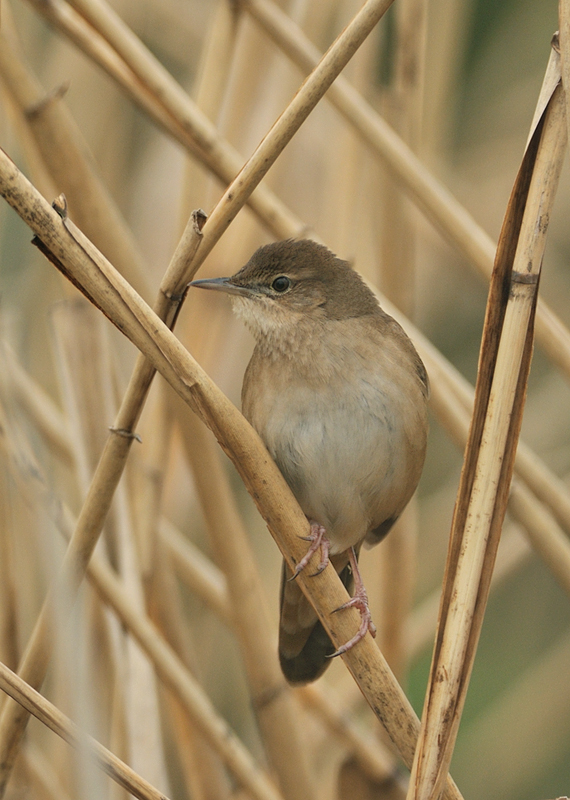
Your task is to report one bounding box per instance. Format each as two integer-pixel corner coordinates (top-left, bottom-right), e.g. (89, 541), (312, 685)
(0, 0), (399, 788)
(0, 661), (169, 800)
(0, 150), (465, 800)
(406, 63), (567, 800)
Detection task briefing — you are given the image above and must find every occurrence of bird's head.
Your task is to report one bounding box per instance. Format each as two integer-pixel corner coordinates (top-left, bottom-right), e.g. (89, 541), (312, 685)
(189, 239), (380, 343)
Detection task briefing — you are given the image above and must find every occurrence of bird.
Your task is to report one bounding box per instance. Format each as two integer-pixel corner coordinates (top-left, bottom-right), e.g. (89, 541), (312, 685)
(190, 239), (429, 684)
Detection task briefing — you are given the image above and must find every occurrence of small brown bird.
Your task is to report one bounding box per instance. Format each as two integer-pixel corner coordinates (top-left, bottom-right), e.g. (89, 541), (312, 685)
(191, 240), (429, 684)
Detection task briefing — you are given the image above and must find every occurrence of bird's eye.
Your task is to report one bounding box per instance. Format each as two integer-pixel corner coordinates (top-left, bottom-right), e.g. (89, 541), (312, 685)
(271, 276), (291, 293)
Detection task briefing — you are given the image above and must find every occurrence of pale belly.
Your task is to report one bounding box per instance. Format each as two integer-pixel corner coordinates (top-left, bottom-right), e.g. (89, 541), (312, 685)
(244, 372), (419, 554)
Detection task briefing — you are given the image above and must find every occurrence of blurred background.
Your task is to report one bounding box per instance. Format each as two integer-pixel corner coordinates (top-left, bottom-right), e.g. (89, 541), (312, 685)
(1, 0), (569, 799)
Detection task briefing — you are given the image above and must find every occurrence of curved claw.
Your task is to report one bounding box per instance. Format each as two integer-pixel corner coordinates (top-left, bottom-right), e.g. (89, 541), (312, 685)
(288, 522), (329, 581)
(327, 546), (377, 658)
(328, 597), (377, 658)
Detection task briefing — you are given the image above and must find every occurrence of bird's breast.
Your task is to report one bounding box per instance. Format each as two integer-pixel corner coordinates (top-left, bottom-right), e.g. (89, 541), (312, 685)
(242, 325), (427, 553)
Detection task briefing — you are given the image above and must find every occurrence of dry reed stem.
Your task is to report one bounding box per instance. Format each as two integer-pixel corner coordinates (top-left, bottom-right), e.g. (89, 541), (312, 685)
(174, 403), (316, 800)
(407, 72), (567, 800)
(0, 331), (542, 790)
(0, 410), (282, 800)
(375, 293), (570, 575)
(0, 12), (152, 301)
(240, 0), (570, 381)
(25, 0), (307, 241)
(24, 0), (570, 384)
(0, 0), (399, 786)
(372, 0), (427, 684)
(407, 527), (532, 658)
(561, 3), (570, 146)
(0, 151), (465, 800)
(84, 552), (284, 800)
(0, 661), (169, 800)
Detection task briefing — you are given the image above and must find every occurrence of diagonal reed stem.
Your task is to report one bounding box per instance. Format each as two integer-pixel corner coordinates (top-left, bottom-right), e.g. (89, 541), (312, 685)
(0, 147), (465, 800)
(0, 661), (170, 800)
(0, 0), (396, 790)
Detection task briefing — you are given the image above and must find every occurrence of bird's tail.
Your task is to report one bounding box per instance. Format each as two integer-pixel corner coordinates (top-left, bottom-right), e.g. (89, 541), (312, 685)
(278, 554), (354, 684)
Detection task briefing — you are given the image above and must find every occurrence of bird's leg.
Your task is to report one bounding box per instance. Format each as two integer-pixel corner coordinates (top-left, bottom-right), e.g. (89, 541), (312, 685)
(290, 521), (330, 579)
(329, 546), (377, 657)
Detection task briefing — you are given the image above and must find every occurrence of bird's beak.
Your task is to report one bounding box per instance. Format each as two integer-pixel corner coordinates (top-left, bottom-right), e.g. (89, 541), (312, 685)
(189, 276), (253, 297)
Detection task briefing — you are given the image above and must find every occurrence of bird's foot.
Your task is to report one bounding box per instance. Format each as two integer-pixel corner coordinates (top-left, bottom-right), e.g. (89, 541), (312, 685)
(290, 521), (330, 579)
(329, 547), (377, 658)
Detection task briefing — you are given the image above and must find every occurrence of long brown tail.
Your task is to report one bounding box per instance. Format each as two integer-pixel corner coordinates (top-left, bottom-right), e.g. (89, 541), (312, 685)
(278, 554), (354, 684)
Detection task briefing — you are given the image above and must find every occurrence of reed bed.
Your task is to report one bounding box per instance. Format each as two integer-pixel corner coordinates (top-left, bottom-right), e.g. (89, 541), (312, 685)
(0, 1), (569, 799)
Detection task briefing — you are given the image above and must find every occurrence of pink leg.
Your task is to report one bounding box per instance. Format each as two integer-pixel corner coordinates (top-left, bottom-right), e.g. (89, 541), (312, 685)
(329, 546), (377, 657)
(289, 521), (330, 579)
